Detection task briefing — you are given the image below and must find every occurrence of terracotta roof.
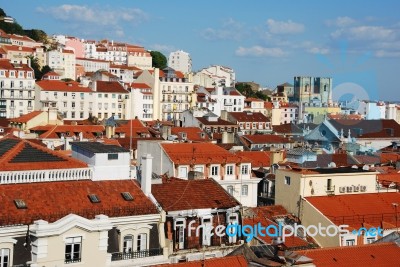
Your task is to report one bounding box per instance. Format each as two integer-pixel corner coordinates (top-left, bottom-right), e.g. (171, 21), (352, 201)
(30, 125), (105, 139)
(36, 80), (92, 92)
(302, 153), (359, 168)
(264, 102), (273, 109)
(0, 137), (87, 171)
(110, 64), (141, 71)
(305, 192), (400, 229)
(131, 82), (151, 89)
(1, 45), (34, 53)
(243, 206), (313, 248)
(153, 255), (248, 267)
(42, 71), (61, 77)
(0, 179), (157, 226)
(0, 58), (33, 74)
(229, 112), (270, 122)
(298, 242), (400, 267)
(242, 134), (292, 144)
(273, 123), (303, 135)
(96, 81), (128, 93)
(380, 152), (400, 164)
(235, 151), (271, 168)
(9, 111), (44, 123)
(245, 97), (264, 102)
(328, 113), (363, 120)
(152, 177), (240, 211)
(171, 127), (210, 142)
(161, 143), (249, 165)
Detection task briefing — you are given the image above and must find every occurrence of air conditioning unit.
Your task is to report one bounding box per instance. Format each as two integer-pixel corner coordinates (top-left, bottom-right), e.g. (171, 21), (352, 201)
(353, 185), (360, 192)
(339, 186), (346, 193)
(346, 186), (353, 193)
(360, 185), (367, 192)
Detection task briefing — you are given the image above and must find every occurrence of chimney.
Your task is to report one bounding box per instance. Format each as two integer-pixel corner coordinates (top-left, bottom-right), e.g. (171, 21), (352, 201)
(141, 154), (153, 196)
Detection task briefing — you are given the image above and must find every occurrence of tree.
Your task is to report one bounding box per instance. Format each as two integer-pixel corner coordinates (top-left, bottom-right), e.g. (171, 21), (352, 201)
(150, 51), (167, 69)
(24, 29), (48, 44)
(41, 65), (52, 77)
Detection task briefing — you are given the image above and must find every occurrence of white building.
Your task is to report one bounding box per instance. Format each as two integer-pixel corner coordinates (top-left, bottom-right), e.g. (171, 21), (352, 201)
(35, 80), (93, 120)
(46, 48), (76, 80)
(194, 65), (236, 87)
(168, 50), (192, 74)
(137, 141), (260, 207)
(0, 59), (35, 118)
(130, 82), (154, 120)
(76, 57), (110, 73)
(196, 86), (244, 116)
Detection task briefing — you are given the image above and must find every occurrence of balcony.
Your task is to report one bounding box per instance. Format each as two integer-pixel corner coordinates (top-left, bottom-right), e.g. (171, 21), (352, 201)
(325, 185), (335, 195)
(111, 248), (163, 261)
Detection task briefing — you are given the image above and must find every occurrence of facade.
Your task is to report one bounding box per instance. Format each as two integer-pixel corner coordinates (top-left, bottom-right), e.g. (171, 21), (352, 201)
(35, 80), (93, 120)
(0, 59), (35, 118)
(46, 48), (76, 80)
(130, 82), (154, 120)
(168, 50), (192, 74)
(224, 111), (271, 134)
(137, 142), (260, 207)
(293, 76), (332, 104)
(275, 166), (400, 247)
(76, 57), (110, 73)
(194, 65), (236, 87)
(126, 46), (152, 69)
(0, 137), (168, 267)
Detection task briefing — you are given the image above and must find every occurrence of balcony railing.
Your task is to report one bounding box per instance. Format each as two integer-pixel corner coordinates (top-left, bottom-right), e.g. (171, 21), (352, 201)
(111, 248), (163, 261)
(65, 258), (81, 264)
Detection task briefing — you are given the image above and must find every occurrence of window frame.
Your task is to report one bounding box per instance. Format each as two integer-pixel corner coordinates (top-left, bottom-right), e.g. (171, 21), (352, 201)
(65, 236), (82, 263)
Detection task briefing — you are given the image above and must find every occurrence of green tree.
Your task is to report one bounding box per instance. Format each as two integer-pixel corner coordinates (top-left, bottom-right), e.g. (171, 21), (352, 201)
(150, 51), (167, 69)
(24, 29), (48, 44)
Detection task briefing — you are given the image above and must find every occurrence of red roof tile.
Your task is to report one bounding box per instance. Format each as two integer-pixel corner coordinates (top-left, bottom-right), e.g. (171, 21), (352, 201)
(161, 143), (249, 165)
(0, 137), (88, 171)
(0, 179), (157, 226)
(305, 192), (400, 229)
(171, 127), (210, 142)
(243, 206), (312, 248)
(235, 151), (271, 168)
(30, 125), (105, 139)
(9, 111), (43, 123)
(131, 82), (151, 89)
(229, 112), (270, 122)
(298, 242), (400, 267)
(96, 81), (128, 93)
(152, 177), (240, 211)
(36, 80), (92, 92)
(153, 255), (248, 267)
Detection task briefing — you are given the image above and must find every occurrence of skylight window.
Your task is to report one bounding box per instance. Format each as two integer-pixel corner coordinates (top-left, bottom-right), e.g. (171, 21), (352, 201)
(14, 199), (27, 209)
(88, 194), (101, 203)
(121, 192), (134, 201)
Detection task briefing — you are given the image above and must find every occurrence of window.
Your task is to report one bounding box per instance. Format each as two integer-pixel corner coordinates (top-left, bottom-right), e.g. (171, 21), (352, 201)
(227, 185), (234, 195)
(241, 185), (248, 196)
(366, 237), (375, 244)
(104, 94), (108, 98)
(0, 248), (9, 267)
(174, 219), (185, 249)
(71, 112), (75, 118)
(71, 102), (75, 108)
(137, 233), (147, 251)
(98, 94), (102, 98)
(64, 92), (68, 97)
(123, 235), (133, 253)
(226, 165), (233, 175)
(80, 112), (84, 119)
(345, 239), (355, 246)
(64, 102), (67, 108)
(72, 93), (76, 99)
(284, 176), (291, 185)
(65, 237), (82, 263)
(112, 94), (116, 98)
(211, 166), (219, 176)
(108, 153), (118, 160)
(241, 165), (249, 175)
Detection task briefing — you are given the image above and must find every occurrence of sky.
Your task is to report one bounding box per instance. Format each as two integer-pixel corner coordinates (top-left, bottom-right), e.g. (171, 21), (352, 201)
(2, 0), (400, 101)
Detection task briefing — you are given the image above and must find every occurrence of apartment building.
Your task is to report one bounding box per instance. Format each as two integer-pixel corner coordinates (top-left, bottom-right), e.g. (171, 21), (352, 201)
(0, 59), (35, 118)
(168, 50), (192, 74)
(137, 141), (260, 207)
(35, 80), (93, 120)
(46, 48), (76, 80)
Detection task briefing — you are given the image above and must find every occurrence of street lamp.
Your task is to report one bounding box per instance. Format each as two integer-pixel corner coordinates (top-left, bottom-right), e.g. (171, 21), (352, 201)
(392, 203), (399, 229)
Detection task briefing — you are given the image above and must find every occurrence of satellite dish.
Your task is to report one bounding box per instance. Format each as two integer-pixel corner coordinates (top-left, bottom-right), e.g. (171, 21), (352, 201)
(362, 165), (370, 171)
(328, 162), (337, 168)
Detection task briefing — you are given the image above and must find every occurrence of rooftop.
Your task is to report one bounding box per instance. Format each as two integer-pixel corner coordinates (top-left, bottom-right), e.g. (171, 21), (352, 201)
(152, 255), (248, 267)
(71, 141), (129, 153)
(151, 177), (240, 212)
(0, 180), (157, 226)
(305, 192), (400, 229)
(298, 242), (400, 267)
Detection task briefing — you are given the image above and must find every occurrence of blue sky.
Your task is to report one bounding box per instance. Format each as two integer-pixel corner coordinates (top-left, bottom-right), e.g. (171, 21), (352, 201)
(2, 0), (400, 100)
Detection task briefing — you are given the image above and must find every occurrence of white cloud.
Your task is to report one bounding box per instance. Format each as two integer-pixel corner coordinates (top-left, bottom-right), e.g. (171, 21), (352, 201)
(37, 5), (148, 26)
(266, 19), (304, 34)
(308, 47), (330, 55)
(149, 44), (176, 54)
(326, 16), (355, 27)
(375, 50), (400, 57)
(235, 46), (287, 57)
(201, 18), (247, 41)
(331, 26), (396, 41)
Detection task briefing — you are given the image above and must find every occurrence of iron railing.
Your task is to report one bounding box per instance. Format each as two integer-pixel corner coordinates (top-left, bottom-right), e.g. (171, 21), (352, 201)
(111, 248), (163, 261)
